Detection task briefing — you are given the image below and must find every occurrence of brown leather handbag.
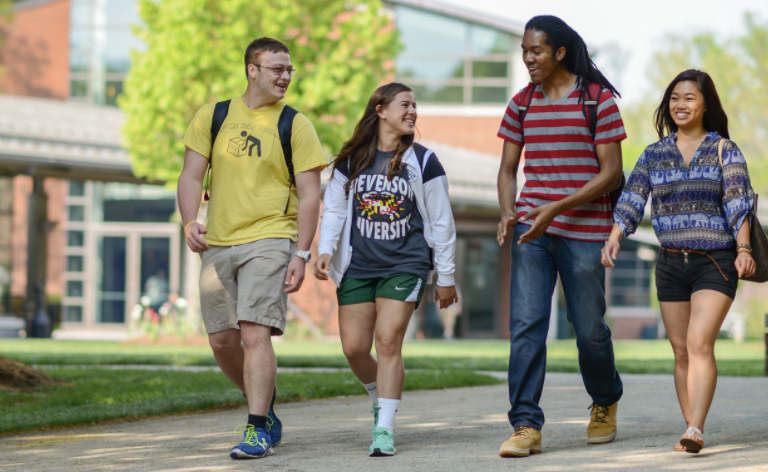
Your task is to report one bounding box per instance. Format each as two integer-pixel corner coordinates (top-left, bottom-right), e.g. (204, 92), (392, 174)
(718, 139), (768, 282)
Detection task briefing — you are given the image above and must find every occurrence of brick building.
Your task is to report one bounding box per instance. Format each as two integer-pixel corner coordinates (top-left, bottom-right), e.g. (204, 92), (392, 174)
(0, 0), (662, 340)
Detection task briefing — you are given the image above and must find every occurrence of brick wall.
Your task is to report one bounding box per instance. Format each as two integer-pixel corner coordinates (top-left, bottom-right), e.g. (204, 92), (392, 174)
(416, 116), (503, 156)
(0, 0), (70, 99)
(11, 176), (67, 298)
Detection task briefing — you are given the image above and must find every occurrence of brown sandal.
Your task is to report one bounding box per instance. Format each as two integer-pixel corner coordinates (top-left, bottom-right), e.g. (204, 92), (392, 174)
(680, 427), (704, 453)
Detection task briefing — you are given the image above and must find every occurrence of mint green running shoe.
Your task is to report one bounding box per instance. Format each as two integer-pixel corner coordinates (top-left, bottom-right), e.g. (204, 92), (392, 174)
(371, 404), (379, 436)
(370, 427), (396, 457)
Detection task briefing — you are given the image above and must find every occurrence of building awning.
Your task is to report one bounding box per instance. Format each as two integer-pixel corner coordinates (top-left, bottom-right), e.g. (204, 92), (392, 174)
(0, 95), (147, 184)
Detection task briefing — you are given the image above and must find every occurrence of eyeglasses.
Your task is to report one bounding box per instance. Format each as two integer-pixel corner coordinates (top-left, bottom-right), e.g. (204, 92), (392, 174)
(254, 64), (297, 77)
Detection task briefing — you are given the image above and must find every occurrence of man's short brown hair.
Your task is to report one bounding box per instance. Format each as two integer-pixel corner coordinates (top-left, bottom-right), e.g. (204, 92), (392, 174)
(244, 37), (290, 78)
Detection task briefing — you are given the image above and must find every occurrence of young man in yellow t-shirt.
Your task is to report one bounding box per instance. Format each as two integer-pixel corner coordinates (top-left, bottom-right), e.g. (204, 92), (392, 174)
(178, 37), (327, 460)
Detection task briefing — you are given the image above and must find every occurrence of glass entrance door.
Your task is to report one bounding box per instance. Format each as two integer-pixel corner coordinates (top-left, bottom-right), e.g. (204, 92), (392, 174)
(457, 235), (500, 337)
(97, 235), (127, 323)
(140, 237), (170, 311)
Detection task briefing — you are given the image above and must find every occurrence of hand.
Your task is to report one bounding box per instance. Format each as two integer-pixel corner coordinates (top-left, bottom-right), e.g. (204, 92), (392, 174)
(517, 203), (559, 244)
(185, 222), (210, 253)
(314, 254), (332, 281)
(497, 214), (518, 246)
(601, 240), (621, 268)
(735, 251), (756, 278)
(434, 285), (459, 309)
(283, 256), (306, 293)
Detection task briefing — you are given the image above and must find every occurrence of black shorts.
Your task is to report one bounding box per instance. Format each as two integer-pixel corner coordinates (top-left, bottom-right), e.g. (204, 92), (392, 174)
(655, 248), (738, 302)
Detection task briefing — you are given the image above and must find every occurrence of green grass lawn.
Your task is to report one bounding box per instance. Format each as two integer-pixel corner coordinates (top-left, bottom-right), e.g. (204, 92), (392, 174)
(0, 369), (502, 435)
(1, 339), (764, 376)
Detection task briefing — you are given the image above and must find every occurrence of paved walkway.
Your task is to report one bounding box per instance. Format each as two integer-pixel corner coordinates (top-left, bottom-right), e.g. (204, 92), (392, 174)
(2, 373), (768, 471)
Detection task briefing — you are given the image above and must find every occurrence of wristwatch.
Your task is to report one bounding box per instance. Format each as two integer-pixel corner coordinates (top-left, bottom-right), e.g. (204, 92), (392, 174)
(294, 250), (312, 263)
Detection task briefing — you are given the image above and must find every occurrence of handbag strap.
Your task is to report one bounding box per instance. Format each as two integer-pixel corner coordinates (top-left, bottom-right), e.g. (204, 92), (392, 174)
(717, 138), (726, 167)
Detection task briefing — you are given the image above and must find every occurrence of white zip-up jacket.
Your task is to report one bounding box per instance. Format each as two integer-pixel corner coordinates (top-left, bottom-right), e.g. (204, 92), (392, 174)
(318, 143), (456, 288)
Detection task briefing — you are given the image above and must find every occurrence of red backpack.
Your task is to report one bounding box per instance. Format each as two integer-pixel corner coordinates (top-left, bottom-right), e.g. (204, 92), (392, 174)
(517, 82), (626, 210)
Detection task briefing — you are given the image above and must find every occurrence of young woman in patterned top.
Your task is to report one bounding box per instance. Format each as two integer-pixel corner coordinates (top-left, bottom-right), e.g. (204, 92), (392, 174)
(602, 70), (756, 454)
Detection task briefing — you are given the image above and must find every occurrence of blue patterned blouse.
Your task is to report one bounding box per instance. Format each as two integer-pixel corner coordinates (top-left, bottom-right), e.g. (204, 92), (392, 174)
(614, 132), (754, 250)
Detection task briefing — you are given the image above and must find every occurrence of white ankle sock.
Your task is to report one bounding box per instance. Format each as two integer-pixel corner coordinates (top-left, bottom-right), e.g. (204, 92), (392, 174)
(377, 398), (399, 432)
(362, 381), (378, 406)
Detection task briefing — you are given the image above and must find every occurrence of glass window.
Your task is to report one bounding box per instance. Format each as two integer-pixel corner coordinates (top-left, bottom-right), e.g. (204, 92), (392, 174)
(67, 280), (84, 297)
(106, 0), (142, 27)
(70, 28), (91, 50)
(397, 6), (467, 55)
(69, 181), (86, 197)
(397, 58), (464, 80)
(68, 205), (85, 221)
(70, 53), (90, 73)
(64, 306), (83, 322)
(410, 85), (464, 104)
(70, 0), (92, 26)
(67, 231), (85, 247)
(67, 255), (84, 272)
(105, 81), (124, 106)
(471, 25), (514, 55)
(472, 61), (508, 78)
(472, 86), (508, 104)
(102, 29), (145, 73)
(70, 80), (88, 98)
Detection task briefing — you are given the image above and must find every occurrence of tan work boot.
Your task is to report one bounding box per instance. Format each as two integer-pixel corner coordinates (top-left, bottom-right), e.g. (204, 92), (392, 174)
(586, 402), (618, 444)
(499, 426), (542, 457)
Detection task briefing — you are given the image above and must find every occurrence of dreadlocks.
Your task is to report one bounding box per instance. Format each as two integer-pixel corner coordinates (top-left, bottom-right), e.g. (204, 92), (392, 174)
(525, 15), (621, 100)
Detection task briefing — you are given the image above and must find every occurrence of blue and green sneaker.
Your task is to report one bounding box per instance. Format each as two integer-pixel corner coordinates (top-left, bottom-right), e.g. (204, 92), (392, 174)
(230, 424), (273, 459)
(371, 404), (379, 436)
(369, 427), (396, 457)
(268, 385), (282, 446)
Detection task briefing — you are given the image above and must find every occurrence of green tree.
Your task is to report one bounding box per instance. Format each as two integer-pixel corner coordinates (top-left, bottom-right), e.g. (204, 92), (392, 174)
(622, 13), (768, 191)
(121, 0), (400, 183)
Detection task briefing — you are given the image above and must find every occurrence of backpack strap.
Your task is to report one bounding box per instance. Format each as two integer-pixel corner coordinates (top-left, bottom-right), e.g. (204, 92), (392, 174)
(582, 82), (602, 141)
(516, 82), (537, 129)
(203, 99), (231, 201)
(278, 104), (298, 214)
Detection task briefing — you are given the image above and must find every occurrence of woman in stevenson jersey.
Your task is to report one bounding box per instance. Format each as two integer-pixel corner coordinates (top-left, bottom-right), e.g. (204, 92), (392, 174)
(313, 82), (458, 457)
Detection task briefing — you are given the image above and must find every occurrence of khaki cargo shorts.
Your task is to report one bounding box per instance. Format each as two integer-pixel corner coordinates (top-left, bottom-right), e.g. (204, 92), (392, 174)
(199, 238), (296, 335)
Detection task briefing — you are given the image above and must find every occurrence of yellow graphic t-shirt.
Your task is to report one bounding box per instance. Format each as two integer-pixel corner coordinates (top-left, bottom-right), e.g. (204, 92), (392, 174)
(183, 97), (327, 246)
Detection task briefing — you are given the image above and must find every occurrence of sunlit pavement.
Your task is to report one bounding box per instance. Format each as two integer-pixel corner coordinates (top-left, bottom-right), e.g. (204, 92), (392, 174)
(2, 373), (767, 471)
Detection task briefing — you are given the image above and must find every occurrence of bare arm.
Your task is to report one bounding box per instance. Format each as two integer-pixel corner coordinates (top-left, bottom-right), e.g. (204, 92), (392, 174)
(284, 167), (322, 293)
(518, 141), (623, 244)
(496, 140), (523, 245)
(734, 218), (756, 278)
(178, 147), (210, 253)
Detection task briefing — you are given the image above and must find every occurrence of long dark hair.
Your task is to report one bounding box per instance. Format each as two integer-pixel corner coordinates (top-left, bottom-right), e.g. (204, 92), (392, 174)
(333, 83), (415, 193)
(653, 69), (729, 140)
(525, 15), (620, 99)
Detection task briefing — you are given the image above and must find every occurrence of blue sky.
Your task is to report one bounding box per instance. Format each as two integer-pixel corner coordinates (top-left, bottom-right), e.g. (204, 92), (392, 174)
(441, 0), (768, 103)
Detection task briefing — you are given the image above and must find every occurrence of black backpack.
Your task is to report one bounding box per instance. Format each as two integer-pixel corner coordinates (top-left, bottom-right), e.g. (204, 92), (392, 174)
(203, 99), (299, 214)
(517, 82), (626, 210)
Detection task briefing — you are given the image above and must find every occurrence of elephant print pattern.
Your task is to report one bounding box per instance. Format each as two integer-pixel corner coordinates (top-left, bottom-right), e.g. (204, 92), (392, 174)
(614, 132), (754, 250)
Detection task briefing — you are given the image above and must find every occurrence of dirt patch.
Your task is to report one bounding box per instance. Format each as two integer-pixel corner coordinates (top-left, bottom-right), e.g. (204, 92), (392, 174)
(0, 355), (60, 392)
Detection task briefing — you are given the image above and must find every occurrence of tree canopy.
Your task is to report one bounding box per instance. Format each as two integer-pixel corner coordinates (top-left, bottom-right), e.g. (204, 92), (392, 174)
(121, 0), (400, 183)
(621, 13), (768, 191)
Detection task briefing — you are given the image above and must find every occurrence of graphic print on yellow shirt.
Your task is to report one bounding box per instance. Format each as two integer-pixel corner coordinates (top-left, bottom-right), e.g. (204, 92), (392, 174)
(183, 97), (327, 246)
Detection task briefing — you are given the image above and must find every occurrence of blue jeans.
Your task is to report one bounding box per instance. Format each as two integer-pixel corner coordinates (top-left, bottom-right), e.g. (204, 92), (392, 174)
(507, 224), (623, 430)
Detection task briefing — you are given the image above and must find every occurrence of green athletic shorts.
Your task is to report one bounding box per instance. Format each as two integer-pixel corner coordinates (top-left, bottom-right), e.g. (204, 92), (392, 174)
(337, 273), (426, 307)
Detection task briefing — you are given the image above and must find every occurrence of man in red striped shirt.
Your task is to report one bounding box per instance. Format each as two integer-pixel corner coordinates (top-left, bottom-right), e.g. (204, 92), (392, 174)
(496, 16), (625, 458)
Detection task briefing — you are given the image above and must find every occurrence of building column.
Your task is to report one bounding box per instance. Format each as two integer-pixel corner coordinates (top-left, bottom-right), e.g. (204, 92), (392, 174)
(25, 177), (51, 337)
